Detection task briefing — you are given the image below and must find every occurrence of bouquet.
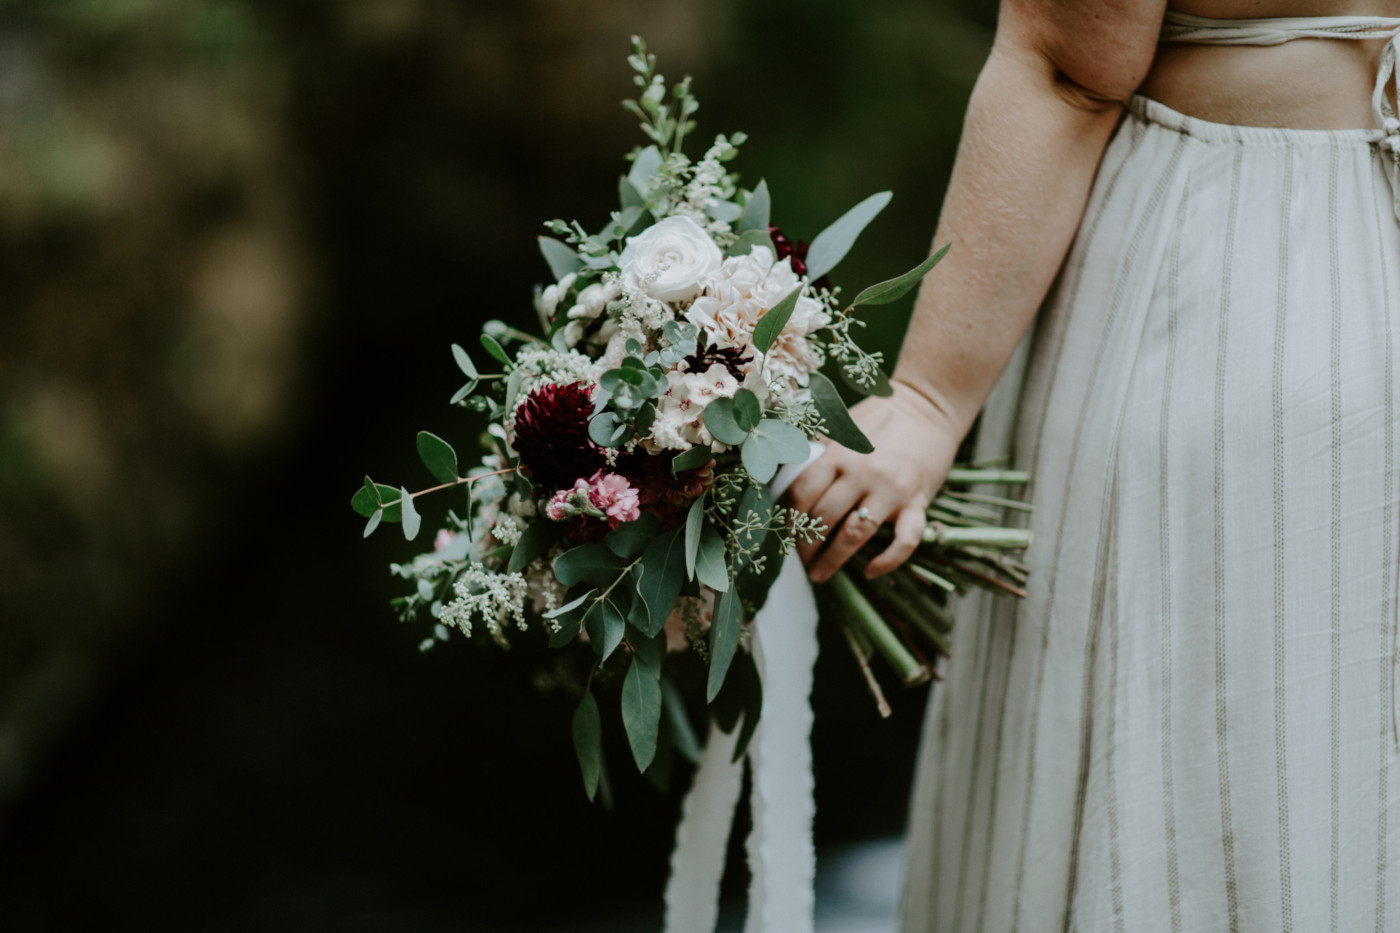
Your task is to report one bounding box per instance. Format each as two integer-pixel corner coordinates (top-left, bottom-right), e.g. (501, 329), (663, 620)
(351, 37), (1029, 798)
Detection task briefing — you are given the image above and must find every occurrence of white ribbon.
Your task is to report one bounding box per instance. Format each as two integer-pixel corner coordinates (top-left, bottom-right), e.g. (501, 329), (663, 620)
(662, 449), (823, 933)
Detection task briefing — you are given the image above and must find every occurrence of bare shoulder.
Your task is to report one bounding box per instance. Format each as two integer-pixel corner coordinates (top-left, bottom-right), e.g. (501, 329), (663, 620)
(998, 0), (1168, 104)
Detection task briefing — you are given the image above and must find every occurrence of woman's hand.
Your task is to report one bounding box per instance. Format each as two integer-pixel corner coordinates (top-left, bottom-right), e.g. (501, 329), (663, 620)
(783, 381), (962, 584)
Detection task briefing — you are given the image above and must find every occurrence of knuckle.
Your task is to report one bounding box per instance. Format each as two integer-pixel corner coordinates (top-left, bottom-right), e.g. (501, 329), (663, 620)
(840, 519), (868, 542)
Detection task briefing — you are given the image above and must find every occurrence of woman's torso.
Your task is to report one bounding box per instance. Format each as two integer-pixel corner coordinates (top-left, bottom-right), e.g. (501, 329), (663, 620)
(1139, 0), (1400, 127)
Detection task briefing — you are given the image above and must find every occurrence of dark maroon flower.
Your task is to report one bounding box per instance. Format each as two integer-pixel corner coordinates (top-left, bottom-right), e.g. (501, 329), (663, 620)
(512, 382), (605, 493)
(683, 343), (752, 382)
(769, 224), (833, 291)
(614, 451), (715, 528)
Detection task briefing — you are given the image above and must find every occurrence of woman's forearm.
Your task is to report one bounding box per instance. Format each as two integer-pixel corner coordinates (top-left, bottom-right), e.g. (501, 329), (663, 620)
(893, 41), (1134, 436)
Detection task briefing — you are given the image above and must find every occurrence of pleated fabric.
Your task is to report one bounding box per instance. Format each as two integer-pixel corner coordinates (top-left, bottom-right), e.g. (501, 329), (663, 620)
(899, 95), (1400, 932)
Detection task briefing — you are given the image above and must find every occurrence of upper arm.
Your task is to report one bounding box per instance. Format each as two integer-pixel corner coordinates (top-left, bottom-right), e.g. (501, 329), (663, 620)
(995, 0), (1167, 108)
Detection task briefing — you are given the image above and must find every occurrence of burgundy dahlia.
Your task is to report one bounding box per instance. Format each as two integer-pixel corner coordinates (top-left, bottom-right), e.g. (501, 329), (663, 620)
(512, 382), (605, 493)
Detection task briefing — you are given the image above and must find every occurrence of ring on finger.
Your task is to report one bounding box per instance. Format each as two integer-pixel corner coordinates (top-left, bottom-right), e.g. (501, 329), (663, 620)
(857, 506), (871, 521)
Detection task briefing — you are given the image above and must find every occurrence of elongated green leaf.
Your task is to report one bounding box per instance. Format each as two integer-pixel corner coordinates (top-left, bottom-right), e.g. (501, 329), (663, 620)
(363, 509), (382, 538)
(737, 179), (770, 233)
(628, 144), (663, 195)
(684, 497), (706, 580)
(662, 677), (703, 765)
(728, 651), (763, 763)
(706, 200), (743, 223)
(706, 587), (744, 702)
(695, 524), (730, 592)
(416, 431), (458, 484)
(808, 371), (874, 454)
(805, 191), (892, 281)
(622, 657), (663, 771)
(449, 379), (478, 405)
(480, 333), (511, 366)
(702, 398), (749, 446)
(637, 526), (687, 636)
(672, 445), (714, 473)
(538, 236), (583, 281)
(732, 388), (761, 432)
(584, 595), (627, 661)
(508, 518), (565, 573)
(452, 343), (478, 378)
(351, 480), (403, 520)
(544, 588), (596, 620)
(726, 228), (774, 259)
(572, 689), (602, 801)
(751, 286), (802, 357)
(619, 176), (645, 210)
(630, 625), (665, 678)
(850, 242), (950, 308)
(399, 486), (421, 541)
(604, 511), (662, 560)
(554, 542), (628, 588)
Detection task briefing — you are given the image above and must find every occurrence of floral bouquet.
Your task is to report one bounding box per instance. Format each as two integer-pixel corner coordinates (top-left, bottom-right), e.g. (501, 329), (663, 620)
(351, 38), (1029, 798)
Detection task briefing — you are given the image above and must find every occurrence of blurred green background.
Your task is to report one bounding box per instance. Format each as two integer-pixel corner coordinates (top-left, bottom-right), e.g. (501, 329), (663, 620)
(0, 0), (993, 928)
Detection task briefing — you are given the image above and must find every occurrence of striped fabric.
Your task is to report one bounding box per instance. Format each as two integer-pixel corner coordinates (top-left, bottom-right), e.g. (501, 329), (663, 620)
(899, 96), (1400, 932)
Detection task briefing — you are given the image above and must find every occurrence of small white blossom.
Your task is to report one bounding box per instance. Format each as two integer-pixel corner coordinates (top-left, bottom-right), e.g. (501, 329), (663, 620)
(439, 563), (528, 638)
(491, 514), (523, 547)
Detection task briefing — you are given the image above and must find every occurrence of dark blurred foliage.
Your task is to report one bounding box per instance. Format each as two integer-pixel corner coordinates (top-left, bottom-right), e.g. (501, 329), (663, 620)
(0, 0), (993, 928)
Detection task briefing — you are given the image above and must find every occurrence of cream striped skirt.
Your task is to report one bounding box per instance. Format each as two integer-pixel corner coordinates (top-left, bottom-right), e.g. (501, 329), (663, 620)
(899, 96), (1400, 932)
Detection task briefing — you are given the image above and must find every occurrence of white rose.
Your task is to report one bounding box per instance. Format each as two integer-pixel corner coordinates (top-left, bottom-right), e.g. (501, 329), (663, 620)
(619, 215), (722, 304)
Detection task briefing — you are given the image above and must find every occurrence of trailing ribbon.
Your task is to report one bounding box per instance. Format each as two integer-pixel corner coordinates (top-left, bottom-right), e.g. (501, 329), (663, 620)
(662, 449), (823, 933)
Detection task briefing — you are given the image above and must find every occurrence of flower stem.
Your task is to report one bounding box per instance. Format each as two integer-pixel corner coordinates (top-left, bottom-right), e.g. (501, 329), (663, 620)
(827, 570), (926, 685)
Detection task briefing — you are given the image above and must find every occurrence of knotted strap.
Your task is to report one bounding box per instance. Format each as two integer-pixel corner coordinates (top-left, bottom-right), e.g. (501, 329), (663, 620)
(1160, 11), (1400, 220)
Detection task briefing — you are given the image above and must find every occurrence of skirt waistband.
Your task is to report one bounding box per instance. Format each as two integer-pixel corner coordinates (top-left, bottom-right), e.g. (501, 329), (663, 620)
(1128, 94), (1386, 146)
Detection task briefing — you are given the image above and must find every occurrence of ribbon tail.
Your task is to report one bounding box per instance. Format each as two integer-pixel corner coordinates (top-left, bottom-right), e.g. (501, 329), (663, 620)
(743, 549), (820, 933)
(662, 723), (745, 933)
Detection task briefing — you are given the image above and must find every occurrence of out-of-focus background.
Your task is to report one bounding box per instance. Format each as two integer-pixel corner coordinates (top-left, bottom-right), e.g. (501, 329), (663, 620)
(0, 1), (993, 929)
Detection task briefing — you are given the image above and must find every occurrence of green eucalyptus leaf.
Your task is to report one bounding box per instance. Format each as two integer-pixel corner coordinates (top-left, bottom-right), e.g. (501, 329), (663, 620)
(737, 179), (770, 233)
(740, 433), (778, 483)
(621, 657), (662, 771)
(584, 595), (627, 661)
(352, 480), (403, 520)
(572, 690), (602, 800)
(480, 333), (511, 367)
(706, 587), (744, 702)
(544, 588), (596, 620)
(726, 228), (774, 259)
(549, 614), (583, 648)
(752, 286), (802, 357)
(661, 677), (703, 765)
(637, 526), (687, 636)
(732, 388), (761, 432)
(554, 542), (628, 588)
(628, 145), (663, 196)
(452, 343), (478, 378)
(538, 236), (584, 281)
(695, 524), (730, 592)
(629, 624), (665, 679)
(589, 412), (631, 448)
(754, 418), (810, 464)
(702, 397), (749, 446)
(672, 446), (714, 474)
(399, 486), (421, 541)
(604, 511), (662, 560)
(363, 509), (382, 538)
(808, 371), (874, 454)
(416, 431), (458, 484)
(684, 496), (705, 580)
(849, 243), (950, 308)
(508, 518), (566, 573)
(706, 200), (743, 223)
(619, 176), (645, 210)
(805, 190), (893, 282)
(449, 380), (479, 405)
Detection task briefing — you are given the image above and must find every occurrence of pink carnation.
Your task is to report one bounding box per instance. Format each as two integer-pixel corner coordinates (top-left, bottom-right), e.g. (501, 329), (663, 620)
(586, 470), (640, 529)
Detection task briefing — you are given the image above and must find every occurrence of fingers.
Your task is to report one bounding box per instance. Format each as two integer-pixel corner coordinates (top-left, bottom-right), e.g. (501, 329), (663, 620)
(808, 498), (892, 584)
(781, 455), (838, 516)
(795, 478), (862, 565)
(862, 503), (927, 578)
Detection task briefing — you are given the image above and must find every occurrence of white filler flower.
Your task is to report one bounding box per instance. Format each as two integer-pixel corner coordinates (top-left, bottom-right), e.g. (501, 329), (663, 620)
(618, 215), (722, 303)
